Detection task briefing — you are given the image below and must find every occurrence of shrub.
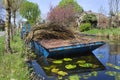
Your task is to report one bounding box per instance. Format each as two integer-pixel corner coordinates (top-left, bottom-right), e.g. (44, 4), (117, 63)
(82, 13), (97, 28)
(47, 5), (75, 27)
(80, 23), (91, 32)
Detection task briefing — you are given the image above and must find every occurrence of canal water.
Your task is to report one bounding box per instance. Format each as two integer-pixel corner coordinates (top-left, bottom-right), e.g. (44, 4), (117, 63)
(38, 40), (120, 80)
(90, 40), (120, 80)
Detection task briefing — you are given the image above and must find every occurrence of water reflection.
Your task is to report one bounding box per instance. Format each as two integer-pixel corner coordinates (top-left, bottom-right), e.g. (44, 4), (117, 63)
(91, 42), (120, 80)
(65, 43), (120, 80)
(110, 44), (120, 54)
(109, 44), (120, 67)
(93, 44), (110, 67)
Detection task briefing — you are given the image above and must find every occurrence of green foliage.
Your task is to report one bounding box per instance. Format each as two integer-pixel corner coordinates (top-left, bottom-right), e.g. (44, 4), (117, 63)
(82, 13), (97, 28)
(20, 1), (40, 25)
(83, 28), (120, 35)
(0, 34), (29, 80)
(83, 28), (120, 40)
(58, 0), (83, 13)
(0, 36), (5, 54)
(80, 23), (91, 32)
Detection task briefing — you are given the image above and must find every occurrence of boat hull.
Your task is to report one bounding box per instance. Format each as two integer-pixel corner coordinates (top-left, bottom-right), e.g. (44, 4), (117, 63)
(30, 41), (105, 58)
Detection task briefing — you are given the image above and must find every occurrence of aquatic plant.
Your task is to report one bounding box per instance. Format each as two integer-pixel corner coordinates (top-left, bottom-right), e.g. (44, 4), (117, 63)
(91, 71), (98, 76)
(92, 64), (99, 68)
(76, 60), (86, 64)
(63, 58), (72, 61)
(43, 65), (55, 70)
(57, 71), (68, 76)
(51, 68), (68, 76)
(51, 68), (59, 74)
(106, 63), (120, 70)
(78, 63), (93, 68)
(69, 74), (80, 80)
(105, 71), (117, 76)
(52, 60), (63, 64)
(65, 64), (77, 69)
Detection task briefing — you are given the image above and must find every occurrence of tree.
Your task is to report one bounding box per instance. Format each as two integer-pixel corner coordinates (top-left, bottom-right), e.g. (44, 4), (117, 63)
(0, 5), (3, 19)
(0, 0), (5, 19)
(108, 0), (114, 27)
(114, 0), (120, 27)
(58, 0), (83, 13)
(20, 1), (40, 25)
(4, 0), (12, 53)
(98, 6), (107, 28)
(108, 0), (120, 27)
(10, 0), (25, 39)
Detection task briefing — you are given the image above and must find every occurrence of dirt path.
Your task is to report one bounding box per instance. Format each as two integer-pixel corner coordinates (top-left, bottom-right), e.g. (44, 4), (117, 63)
(0, 31), (5, 37)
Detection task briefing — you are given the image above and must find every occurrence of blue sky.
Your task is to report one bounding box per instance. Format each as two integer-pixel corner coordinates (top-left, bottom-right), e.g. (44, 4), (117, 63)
(29, 0), (109, 18)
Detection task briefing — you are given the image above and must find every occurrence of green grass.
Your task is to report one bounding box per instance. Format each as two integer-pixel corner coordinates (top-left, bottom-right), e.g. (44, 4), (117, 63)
(83, 28), (120, 37)
(83, 28), (120, 35)
(0, 34), (29, 80)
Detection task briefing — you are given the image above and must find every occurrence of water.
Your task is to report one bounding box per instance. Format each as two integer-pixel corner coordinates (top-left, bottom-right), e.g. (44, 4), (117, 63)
(63, 42), (120, 80)
(37, 40), (120, 80)
(39, 53), (105, 76)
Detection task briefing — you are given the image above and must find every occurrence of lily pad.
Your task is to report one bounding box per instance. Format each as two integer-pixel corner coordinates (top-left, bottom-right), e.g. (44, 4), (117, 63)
(92, 64), (99, 68)
(106, 63), (113, 67)
(57, 71), (68, 76)
(105, 71), (117, 76)
(83, 75), (89, 79)
(97, 54), (104, 59)
(76, 60), (86, 64)
(51, 68), (59, 74)
(63, 58), (72, 61)
(79, 63), (93, 68)
(114, 66), (120, 70)
(91, 71), (98, 76)
(43, 66), (51, 70)
(52, 60), (63, 64)
(69, 75), (80, 80)
(106, 63), (120, 70)
(65, 64), (77, 69)
(58, 76), (63, 80)
(43, 65), (56, 70)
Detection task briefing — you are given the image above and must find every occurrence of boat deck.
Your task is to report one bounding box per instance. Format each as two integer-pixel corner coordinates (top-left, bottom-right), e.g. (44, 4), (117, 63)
(38, 36), (103, 49)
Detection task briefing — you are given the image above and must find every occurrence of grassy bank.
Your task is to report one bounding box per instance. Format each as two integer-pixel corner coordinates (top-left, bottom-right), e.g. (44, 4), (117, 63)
(0, 34), (29, 80)
(83, 28), (120, 40)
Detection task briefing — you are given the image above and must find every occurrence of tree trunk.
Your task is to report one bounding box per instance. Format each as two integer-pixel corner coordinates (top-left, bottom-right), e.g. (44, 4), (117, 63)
(109, 15), (112, 28)
(5, 8), (12, 53)
(10, 20), (13, 40)
(13, 12), (16, 35)
(10, 21), (12, 39)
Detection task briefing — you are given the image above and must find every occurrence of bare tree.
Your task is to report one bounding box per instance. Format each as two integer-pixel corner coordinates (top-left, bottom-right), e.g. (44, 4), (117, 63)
(108, 0), (114, 27)
(108, 0), (120, 27)
(114, 0), (120, 27)
(98, 6), (107, 28)
(99, 6), (106, 15)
